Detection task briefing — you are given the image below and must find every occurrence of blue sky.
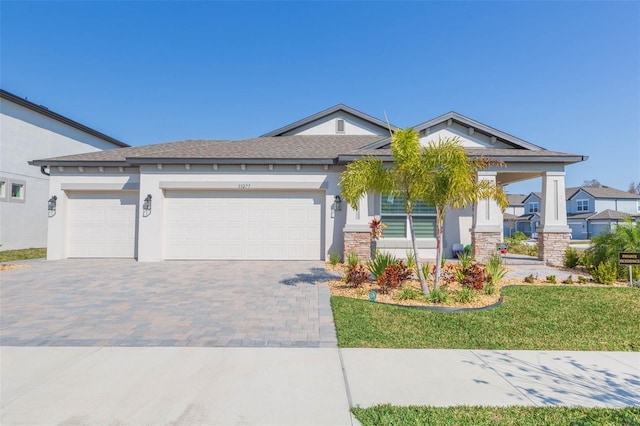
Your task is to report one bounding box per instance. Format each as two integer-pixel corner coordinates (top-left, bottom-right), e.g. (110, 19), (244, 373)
(2, 1), (639, 194)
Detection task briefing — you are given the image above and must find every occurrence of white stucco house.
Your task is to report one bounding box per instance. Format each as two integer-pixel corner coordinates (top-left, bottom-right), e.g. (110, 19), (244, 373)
(0, 89), (128, 251)
(31, 104), (586, 265)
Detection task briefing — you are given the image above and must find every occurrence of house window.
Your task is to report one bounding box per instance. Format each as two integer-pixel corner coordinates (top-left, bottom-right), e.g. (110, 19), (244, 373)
(637, 200), (640, 213)
(381, 194), (436, 238)
(11, 183), (24, 200)
(336, 119), (345, 133)
(528, 202), (539, 213)
(0, 180), (5, 199)
(576, 199), (589, 212)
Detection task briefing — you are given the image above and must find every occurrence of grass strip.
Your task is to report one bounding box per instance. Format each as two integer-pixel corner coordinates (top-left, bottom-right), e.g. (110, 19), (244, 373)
(0, 248), (47, 262)
(351, 405), (640, 426)
(332, 286), (640, 350)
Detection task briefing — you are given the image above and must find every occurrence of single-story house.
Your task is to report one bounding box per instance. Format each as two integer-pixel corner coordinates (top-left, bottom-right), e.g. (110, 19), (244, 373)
(0, 89), (128, 251)
(31, 104), (586, 265)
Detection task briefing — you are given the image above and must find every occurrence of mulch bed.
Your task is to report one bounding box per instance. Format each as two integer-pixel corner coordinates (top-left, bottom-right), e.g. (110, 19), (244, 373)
(326, 263), (630, 309)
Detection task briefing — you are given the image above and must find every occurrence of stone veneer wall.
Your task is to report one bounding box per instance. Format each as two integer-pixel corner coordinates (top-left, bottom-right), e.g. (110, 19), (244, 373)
(538, 232), (571, 266)
(343, 232), (372, 261)
(471, 231), (502, 263)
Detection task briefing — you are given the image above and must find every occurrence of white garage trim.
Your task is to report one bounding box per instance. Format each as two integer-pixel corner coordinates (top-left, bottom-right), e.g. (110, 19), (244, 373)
(163, 190), (324, 260)
(159, 181), (328, 190)
(66, 191), (138, 258)
(61, 182), (139, 191)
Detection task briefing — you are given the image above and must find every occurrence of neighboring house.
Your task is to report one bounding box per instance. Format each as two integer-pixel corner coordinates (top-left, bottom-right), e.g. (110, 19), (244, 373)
(506, 185), (640, 240)
(503, 194), (526, 237)
(566, 186), (640, 239)
(32, 104), (586, 265)
(0, 89), (128, 251)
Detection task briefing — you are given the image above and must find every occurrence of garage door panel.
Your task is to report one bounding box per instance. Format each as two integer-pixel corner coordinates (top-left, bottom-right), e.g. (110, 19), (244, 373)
(66, 192), (138, 258)
(164, 190), (322, 260)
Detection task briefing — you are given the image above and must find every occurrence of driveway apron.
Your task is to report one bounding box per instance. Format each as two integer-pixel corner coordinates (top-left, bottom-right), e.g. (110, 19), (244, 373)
(0, 259), (338, 348)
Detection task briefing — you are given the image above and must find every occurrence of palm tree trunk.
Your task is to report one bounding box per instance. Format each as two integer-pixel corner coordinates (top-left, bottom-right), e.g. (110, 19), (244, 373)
(433, 211), (445, 290)
(408, 213), (429, 295)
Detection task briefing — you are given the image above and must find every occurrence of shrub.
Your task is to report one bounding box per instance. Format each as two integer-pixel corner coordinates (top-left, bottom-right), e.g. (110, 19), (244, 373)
(367, 250), (397, 279)
(426, 287), (449, 304)
(591, 261), (618, 285)
(328, 251), (341, 266)
(459, 262), (487, 290)
(485, 254), (507, 285)
(585, 218), (640, 280)
(563, 247), (581, 269)
(457, 251), (473, 269)
(455, 287), (475, 303)
(484, 283), (495, 295)
(438, 263), (458, 287)
(346, 251), (360, 268)
(420, 263), (430, 281)
(562, 275), (574, 284)
(377, 261), (412, 294)
(546, 275), (557, 284)
(578, 275), (589, 284)
(344, 264), (369, 288)
(405, 250), (416, 271)
(511, 231), (528, 242)
(524, 274), (535, 283)
(396, 285), (422, 301)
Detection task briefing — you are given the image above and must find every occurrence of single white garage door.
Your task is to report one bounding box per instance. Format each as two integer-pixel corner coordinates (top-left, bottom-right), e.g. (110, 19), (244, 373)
(66, 191), (138, 258)
(164, 190), (323, 260)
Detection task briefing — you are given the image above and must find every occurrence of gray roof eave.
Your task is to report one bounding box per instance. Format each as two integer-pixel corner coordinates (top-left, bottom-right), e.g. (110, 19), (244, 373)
(30, 160), (131, 167)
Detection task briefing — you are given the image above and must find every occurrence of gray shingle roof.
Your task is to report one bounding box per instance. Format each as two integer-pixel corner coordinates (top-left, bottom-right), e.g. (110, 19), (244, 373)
(570, 186), (640, 200)
(588, 209), (637, 220)
(32, 135), (386, 166)
(507, 194), (526, 206)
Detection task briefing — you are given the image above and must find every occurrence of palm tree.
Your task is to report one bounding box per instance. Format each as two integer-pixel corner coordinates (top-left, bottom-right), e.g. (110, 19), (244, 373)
(420, 137), (508, 289)
(339, 129), (507, 294)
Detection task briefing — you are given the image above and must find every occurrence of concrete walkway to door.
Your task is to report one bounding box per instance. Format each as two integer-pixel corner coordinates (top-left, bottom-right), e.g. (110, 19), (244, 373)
(0, 259), (339, 348)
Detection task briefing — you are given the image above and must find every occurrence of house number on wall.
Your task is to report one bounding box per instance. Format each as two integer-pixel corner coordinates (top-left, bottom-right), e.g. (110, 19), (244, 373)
(238, 183), (251, 189)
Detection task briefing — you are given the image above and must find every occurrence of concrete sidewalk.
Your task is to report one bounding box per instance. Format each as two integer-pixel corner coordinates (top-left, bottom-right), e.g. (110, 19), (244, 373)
(2, 347), (638, 425)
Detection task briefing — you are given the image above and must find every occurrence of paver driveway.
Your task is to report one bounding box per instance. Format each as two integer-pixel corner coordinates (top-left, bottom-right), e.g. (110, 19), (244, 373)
(1, 260), (338, 348)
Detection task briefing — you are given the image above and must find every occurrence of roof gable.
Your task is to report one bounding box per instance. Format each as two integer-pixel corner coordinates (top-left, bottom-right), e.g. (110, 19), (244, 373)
(568, 185), (640, 200)
(261, 104), (395, 137)
(412, 112), (543, 151)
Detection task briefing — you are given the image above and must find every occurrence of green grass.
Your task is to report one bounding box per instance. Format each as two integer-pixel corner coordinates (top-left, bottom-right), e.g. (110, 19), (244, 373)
(331, 286), (640, 350)
(0, 248), (47, 262)
(352, 405), (640, 426)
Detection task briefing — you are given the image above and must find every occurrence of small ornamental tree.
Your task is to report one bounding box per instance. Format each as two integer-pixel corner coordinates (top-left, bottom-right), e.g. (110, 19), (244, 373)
(339, 129), (508, 294)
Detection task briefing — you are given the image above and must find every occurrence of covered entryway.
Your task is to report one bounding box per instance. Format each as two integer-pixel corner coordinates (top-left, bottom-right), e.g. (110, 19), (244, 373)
(163, 190), (323, 260)
(66, 191), (139, 258)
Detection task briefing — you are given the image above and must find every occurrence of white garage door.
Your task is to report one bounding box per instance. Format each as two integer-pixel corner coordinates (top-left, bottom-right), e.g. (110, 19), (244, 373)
(66, 191), (138, 258)
(164, 190), (323, 260)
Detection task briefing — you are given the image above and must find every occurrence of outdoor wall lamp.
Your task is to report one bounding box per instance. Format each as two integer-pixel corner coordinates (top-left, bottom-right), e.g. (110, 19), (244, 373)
(332, 195), (342, 211)
(48, 195), (57, 213)
(143, 194), (152, 214)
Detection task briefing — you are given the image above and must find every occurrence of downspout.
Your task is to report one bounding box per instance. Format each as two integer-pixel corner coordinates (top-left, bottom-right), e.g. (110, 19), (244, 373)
(40, 166), (50, 176)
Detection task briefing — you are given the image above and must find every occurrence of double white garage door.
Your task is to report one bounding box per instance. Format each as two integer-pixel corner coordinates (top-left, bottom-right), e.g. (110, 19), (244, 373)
(66, 190), (323, 260)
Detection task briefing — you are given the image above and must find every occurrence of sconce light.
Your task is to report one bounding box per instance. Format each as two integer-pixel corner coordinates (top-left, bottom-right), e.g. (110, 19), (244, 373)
(48, 195), (57, 213)
(143, 194), (152, 213)
(332, 195), (342, 211)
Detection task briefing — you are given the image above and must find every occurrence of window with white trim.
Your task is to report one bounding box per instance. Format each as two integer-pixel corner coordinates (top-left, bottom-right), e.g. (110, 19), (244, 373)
(0, 179), (5, 199)
(11, 182), (24, 200)
(528, 202), (539, 213)
(576, 199), (589, 212)
(381, 194), (436, 238)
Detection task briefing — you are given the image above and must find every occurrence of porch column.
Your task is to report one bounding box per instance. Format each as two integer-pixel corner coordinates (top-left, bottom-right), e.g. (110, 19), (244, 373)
(471, 171), (503, 262)
(537, 171), (571, 266)
(343, 193), (372, 261)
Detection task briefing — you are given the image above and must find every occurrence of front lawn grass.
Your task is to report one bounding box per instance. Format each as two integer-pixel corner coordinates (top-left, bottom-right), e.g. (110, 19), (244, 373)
(352, 405), (640, 426)
(332, 286), (640, 350)
(0, 248), (47, 262)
